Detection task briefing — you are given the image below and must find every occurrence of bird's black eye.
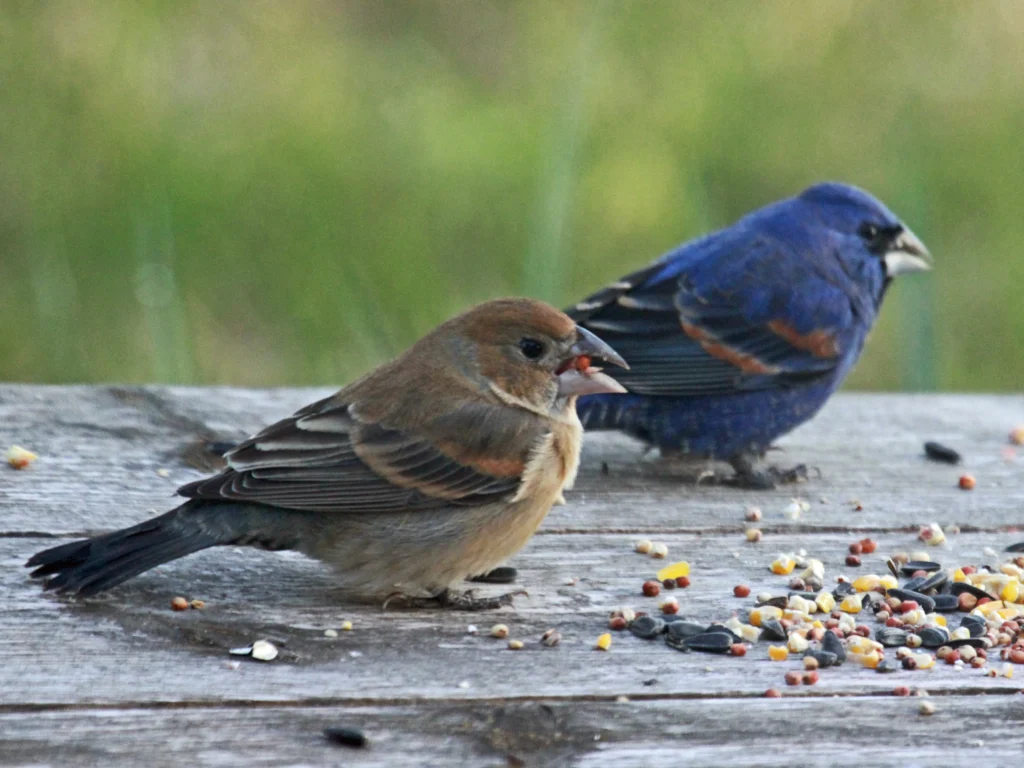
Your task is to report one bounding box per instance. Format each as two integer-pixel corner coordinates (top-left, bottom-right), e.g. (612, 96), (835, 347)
(858, 222), (881, 242)
(518, 337), (546, 360)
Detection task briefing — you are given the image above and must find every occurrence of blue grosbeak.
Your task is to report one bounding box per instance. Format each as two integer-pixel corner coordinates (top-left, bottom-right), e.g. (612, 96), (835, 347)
(568, 183), (932, 487)
(27, 298), (627, 608)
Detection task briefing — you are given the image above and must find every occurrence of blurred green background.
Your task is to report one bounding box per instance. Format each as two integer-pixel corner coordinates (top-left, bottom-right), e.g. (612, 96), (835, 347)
(1, 1), (1021, 390)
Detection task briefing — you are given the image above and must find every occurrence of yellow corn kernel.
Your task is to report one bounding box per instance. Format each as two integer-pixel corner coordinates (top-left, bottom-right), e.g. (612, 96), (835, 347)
(596, 633), (612, 651)
(953, 568), (966, 582)
(749, 606), (782, 627)
(977, 600), (1006, 616)
(839, 594), (864, 613)
(811, 619), (824, 630)
(998, 606), (1022, 620)
(846, 636), (872, 654)
(879, 575), (899, 591)
(771, 557), (796, 575)
(851, 575), (881, 592)
(914, 653), (935, 670)
(1001, 580), (1020, 603)
(768, 645), (789, 661)
(850, 650), (882, 669)
(815, 593), (836, 614)
(782, 610), (812, 624)
(656, 561), (690, 582)
(932, 615), (947, 627)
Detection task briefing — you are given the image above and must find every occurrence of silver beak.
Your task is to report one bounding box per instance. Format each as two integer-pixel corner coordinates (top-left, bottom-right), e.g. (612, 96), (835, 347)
(556, 326), (629, 397)
(884, 225), (933, 277)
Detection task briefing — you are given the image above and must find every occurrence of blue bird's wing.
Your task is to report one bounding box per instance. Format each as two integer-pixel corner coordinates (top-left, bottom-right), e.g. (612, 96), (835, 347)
(568, 234), (856, 397)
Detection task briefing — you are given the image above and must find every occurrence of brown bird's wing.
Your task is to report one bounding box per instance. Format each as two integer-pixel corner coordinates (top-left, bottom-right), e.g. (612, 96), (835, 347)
(177, 395), (524, 513)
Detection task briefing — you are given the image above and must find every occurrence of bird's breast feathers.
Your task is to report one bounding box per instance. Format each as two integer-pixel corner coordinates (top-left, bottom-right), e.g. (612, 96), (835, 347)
(512, 411), (583, 506)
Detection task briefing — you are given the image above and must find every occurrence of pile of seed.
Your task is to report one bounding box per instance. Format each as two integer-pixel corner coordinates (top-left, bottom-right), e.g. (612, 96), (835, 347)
(607, 542), (1024, 687)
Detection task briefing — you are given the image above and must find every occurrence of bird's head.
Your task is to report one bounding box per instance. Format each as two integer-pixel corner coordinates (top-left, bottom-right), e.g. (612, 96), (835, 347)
(798, 183), (933, 279)
(451, 298), (628, 415)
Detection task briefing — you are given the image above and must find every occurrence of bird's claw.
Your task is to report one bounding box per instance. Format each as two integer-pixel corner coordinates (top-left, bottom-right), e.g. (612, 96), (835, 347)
(726, 454), (813, 489)
(436, 587), (527, 611)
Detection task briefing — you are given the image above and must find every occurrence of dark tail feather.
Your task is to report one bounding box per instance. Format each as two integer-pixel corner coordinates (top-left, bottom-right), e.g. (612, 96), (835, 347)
(26, 503), (226, 597)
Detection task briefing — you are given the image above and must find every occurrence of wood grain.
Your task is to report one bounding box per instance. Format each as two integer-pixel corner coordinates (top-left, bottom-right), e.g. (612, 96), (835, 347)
(2, 385), (1024, 765)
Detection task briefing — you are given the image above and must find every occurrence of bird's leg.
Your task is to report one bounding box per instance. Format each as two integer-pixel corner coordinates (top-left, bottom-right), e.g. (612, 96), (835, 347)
(725, 452), (810, 489)
(469, 566), (518, 585)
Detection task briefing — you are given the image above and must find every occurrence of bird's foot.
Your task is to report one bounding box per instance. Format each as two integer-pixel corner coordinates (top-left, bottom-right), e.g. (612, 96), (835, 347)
(469, 566), (518, 585)
(726, 454), (813, 489)
(383, 587), (526, 612)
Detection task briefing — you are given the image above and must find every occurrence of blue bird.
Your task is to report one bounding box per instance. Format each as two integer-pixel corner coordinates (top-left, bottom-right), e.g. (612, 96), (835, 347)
(567, 182), (933, 488)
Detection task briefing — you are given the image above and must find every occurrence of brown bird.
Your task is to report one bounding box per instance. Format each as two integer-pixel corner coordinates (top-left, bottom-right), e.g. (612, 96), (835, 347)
(26, 298), (627, 609)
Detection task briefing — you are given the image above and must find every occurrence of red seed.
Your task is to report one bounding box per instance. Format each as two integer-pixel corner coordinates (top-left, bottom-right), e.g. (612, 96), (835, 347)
(733, 584), (751, 598)
(676, 576), (691, 589)
(892, 686), (911, 696)
(661, 600), (679, 616)
(899, 601), (920, 614)
(788, 577), (806, 591)
(808, 627), (825, 642)
(958, 594), (978, 611)
(170, 596), (188, 611)
(574, 354), (592, 372)
(959, 474), (976, 490)
(977, 648), (987, 659)
(764, 688), (782, 698)
(609, 616), (627, 631)
(1010, 649), (1024, 664)
(977, 597), (992, 607)
(859, 539), (878, 554)
(884, 616), (903, 628)
(854, 625), (871, 638)
(849, 542), (863, 555)
(803, 670), (820, 685)
(662, 578), (677, 590)
(846, 555), (862, 567)
(945, 650), (961, 665)
(784, 671), (802, 686)
(912, 570), (928, 579)
(902, 657), (918, 670)
(825, 619), (840, 630)
(971, 657), (986, 669)
(642, 580), (661, 597)
(962, 566), (977, 575)
(730, 643), (747, 657)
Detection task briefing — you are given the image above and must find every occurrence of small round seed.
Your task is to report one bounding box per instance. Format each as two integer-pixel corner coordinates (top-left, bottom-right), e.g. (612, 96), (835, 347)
(849, 542), (863, 555)
(609, 616), (627, 631)
(490, 624), (509, 639)
(764, 688), (782, 698)
(804, 656), (819, 670)
(745, 528), (763, 543)
(341, 620), (353, 631)
(893, 686), (911, 696)
(662, 578), (677, 590)
(860, 539), (878, 554)
(802, 670), (819, 685)
(650, 542), (669, 559)
(959, 474), (976, 491)
(733, 585), (751, 598)
(784, 670), (802, 686)
(642, 580), (661, 598)
(846, 555), (862, 567)
(730, 643), (747, 656)
(170, 596), (188, 611)
(634, 539), (653, 554)
(745, 506), (762, 522)
(919, 700), (936, 716)
(508, 639), (524, 650)
(677, 576), (691, 589)
(189, 599), (206, 610)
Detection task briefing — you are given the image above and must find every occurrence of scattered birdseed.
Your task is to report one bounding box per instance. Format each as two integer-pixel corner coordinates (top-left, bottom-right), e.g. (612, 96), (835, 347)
(341, 620), (353, 631)
(251, 640), (279, 662)
(660, 597), (679, 615)
(764, 688), (782, 698)
(893, 686), (910, 696)
(733, 585), (751, 598)
(919, 700), (936, 716)
(802, 670), (819, 685)
(650, 542), (669, 559)
(783, 501), (803, 521)
(745, 528), (763, 543)
(924, 441), (961, 464)
(662, 578), (677, 589)
(846, 555), (862, 567)
(507, 639), (524, 650)
(540, 629), (561, 647)
(170, 596), (188, 611)
(490, 624), (509, 639)
(596, 633), (612, 651)
(634, 539), (653, 554)
(155, 468), (171, 478)
(642, 580), (661, 597)
(609, 616), (627, 631)
(784, 670), (802, 686)
(745, 506), (762, 522)
(324, 727), (368, 749)
(189, 599), (205, 610)
(656, 561), (690, 581)
(958, 475), (976, 491)
(467, 625), (478, 635)
(677, 576), (691, 588)
(5, 446), (37, 469)
(1010, 427), (1024, 446)
(324, 629), (339, 638)
(918, 523), (946, 546)
(730, 643), (747, 657)
(770, 556), (796, 575)
(768, 645), (790, 661)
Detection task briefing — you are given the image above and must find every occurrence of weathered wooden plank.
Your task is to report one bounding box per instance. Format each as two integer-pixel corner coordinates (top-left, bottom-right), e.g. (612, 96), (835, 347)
(2, 696), (1022, 768)
(3, 531), (1020, 706)
(2, 385), (1023, 536)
